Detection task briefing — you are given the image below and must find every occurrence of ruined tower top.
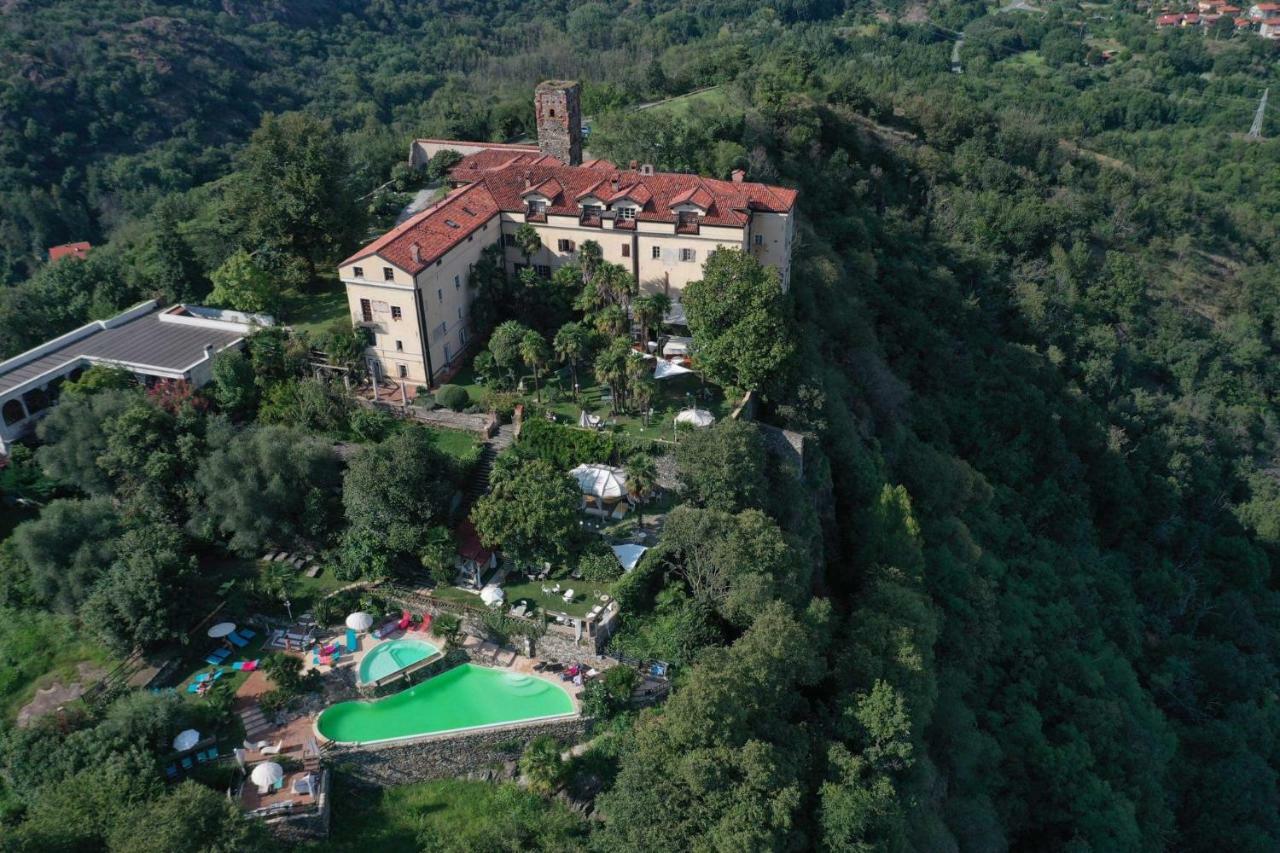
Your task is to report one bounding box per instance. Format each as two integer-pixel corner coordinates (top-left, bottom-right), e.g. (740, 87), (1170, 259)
(534, 80), (582, 166)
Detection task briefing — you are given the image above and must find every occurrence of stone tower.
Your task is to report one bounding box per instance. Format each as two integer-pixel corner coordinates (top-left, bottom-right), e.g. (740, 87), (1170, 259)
(534, 80), (582, 166)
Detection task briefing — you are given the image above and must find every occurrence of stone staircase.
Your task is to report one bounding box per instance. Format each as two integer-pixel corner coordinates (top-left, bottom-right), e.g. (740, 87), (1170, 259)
(239, 704), (272, 742)
(462, 423), (514, 507)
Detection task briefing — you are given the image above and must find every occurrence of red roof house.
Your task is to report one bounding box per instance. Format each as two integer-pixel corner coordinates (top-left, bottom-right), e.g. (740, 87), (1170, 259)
(48, 242), (91, 262)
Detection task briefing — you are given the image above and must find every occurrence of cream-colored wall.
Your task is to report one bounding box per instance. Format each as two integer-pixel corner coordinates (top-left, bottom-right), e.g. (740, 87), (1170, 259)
(749, 211), (794, 292)
(340, 274), (427, 385)
(412, 218), (500, 378)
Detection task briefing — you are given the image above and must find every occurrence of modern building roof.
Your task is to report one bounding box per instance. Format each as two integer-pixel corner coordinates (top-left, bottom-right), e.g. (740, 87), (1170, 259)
(0, 302), (262, 397)
(48, 241), (91, 262)
(344, 151), (799, 275)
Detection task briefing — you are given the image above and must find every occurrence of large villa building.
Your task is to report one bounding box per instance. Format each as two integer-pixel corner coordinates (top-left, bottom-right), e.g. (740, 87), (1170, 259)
(339, 80), (799, 389)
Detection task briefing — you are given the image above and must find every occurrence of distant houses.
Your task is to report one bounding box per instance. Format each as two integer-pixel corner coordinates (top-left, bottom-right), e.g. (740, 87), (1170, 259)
(1155, 0), (1267, 30)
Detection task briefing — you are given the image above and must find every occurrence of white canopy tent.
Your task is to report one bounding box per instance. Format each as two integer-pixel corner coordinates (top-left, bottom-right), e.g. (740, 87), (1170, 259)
(570, 464), (629, 501)
(654, 359), (693, 380)
(345, 612), (374, 632)
(480, 585), (506, 606)
(662, 336), (693, 358)
(611, 543), (648, 573)
(675, 408), (715, 428)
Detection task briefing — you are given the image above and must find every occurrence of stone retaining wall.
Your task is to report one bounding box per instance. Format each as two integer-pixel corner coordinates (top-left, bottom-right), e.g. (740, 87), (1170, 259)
(325, 716), (591, 787)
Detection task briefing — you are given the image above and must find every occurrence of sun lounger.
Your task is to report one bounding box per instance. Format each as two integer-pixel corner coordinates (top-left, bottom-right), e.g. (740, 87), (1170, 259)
(231, 659), (257, 671)
(187, 682), (202, 694)
(239, 627), (256, 640)
(204, 647), (230, 665)
(291, 774), (314, 795)
(346, 628), (358, 653)
(261, 740), (283, 755)
(226, 631), (249, 648)
(180, 756), (193, 770)
(421, 613), (432, 632)
(165, 764), (178, 779)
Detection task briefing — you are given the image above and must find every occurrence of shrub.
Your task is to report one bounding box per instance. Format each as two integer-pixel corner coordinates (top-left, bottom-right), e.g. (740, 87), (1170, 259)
(434, 612), (463, 648)
(436, 384), (469, 411)
(520, 735), (565, 795)
(578, 548), (622, 582)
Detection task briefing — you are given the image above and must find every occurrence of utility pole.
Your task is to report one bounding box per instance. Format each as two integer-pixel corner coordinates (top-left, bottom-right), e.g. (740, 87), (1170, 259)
(1249, 88), (1268, 140)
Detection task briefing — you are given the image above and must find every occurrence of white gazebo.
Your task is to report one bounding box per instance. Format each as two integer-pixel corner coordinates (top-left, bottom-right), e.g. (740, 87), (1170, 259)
(569, 464), (631, 516)
(675, 408), (715, 428)
(654, 359), (693, 380)
(610, 543), (648, 573)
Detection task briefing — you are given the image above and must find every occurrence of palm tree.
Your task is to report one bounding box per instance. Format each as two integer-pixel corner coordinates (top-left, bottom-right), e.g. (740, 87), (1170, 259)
(594, 338), (631, 415)
(632, 293), (669, 346)
(515, 223), (542, 267)
(597, 263), (636, 308)
(624, 352), (651, 414)
(554, 322), (592, 400)
(626, 454), (658, 526)
(578, 240), (603, 283)
(594, 304), (629, 339)
(519, 330), (551, 403)
(520, 735), (564, 795)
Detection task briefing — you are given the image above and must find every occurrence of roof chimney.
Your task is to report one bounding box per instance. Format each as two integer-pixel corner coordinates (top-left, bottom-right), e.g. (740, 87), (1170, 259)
(203, 344), (214, 359)
(731, 168), (746, 183)
(523, 170), (532, 188)
(628, 160), (638, 170)
(411, 243), (422, 264)
(640, 163), (654, 176)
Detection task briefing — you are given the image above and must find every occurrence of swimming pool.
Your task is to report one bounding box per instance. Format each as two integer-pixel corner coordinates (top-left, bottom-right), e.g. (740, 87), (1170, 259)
(357, 638), (439, 685)
(317, 664), (576, 744)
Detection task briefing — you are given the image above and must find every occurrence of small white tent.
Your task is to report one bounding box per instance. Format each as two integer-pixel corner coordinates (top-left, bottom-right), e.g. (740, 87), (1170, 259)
(611, 543), (648, 573)
(675, 408), (715, 427)
(654, 359), (693, 380)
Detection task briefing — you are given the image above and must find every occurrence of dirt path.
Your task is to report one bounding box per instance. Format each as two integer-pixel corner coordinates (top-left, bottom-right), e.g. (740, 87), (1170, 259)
(16, 661), (107, 728)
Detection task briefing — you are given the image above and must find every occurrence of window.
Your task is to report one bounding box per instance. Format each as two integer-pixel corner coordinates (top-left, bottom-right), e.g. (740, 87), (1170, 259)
(397, 364), (407, 378)
(395, 340), (404, 352)
(652, 246), (661, 259)
(460, 328), (468, 346)
(754, 234), (764, 246)
(535, 264), (551, 278)
(391, 305), (402, 320)
(617, 206), (636, 220)
(454, 275), (460, 289)
(437, 289), (443, 303)
(353, 266), (364, 278)
(383, 267), (395, 281)
(680, 248), (696, 262)
(622, 244), (630, 258)
(457, 307), (463, 320)
(360, 299), (372, 322)
(557, 239), (575, 253)
(527, 200), (547, 217)
(504, 234), (516, 247)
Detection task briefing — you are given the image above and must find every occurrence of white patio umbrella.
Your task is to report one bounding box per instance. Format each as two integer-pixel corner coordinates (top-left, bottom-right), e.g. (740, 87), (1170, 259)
(654, 359), (693, 380)
(206, 622), (236, 639)
(345, 612), (374, 632)
(480, 585), (506, 606)
(569, 464), (629, 500)
(610, 543), (648, 573)
(172, 729), (200, 751)
(675, 408), (715, 428)
(250, 761), (284, 788)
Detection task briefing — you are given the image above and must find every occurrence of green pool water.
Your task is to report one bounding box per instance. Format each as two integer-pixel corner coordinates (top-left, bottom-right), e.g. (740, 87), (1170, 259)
(358, 638), (439, 684)
(317, 664), (576, 743)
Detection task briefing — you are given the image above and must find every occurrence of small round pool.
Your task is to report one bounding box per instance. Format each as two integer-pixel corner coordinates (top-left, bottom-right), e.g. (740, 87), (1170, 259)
(358, 638), (439, 684)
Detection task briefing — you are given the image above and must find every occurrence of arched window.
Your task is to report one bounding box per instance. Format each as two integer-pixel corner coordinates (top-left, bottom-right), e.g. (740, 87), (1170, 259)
(2, 399), (26, 426)
(21, 387), (49, 414)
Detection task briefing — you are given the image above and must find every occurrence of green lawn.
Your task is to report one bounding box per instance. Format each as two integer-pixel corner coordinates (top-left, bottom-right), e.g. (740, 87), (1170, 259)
(542, 368), (729, 445)
(502, 577), (616, 619)
(0, 609), (115, 723)
(284, 275), (349, 337)
(425, 426), (481, 461)
(639, 86), (735, 120)
(302, 776), (586, 853)
(174, 630), (269, 703)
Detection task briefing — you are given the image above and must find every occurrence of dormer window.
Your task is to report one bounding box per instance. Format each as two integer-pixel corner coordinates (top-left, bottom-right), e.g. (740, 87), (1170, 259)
(527, 200), (547, 217)
(616, 206), (636, 220)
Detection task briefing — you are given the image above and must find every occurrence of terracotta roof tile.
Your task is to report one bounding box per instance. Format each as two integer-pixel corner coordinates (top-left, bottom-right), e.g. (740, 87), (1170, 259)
(342, 181), (500, 273)
(48, 241), (91, 262)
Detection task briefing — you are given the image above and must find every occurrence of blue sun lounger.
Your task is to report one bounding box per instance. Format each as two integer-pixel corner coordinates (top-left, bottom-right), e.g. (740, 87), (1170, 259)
(346, 628), (358, 653)
(204, 647), (230, 665)
(226, 631), (249, 648)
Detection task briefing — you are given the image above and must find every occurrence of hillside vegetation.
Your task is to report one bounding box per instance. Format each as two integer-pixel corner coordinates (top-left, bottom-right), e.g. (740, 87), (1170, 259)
(2, 0), (1280, 851)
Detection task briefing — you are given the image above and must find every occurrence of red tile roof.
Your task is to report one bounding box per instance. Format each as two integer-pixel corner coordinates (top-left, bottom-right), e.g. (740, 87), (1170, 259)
(346, 151), (798, 274)
(456, 519), (493, 564)
(342, 180), (500, 274)
(48, 241), (91, 262)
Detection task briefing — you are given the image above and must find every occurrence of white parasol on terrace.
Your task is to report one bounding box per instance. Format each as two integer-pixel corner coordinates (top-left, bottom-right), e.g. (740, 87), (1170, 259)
(675, 408), (715, 428)
(654, 359), (693, 380)
(480, 585), (506, 607)
(250, 762), (284, 789)
(173, 729), (200, 751)
(207, 622), (236, 639)
(345, 612), (374, 632)
(569, 464), (629, 501)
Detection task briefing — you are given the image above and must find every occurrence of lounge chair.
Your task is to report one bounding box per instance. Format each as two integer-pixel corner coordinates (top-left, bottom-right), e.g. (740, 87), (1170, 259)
(186, 681), (202, 694)
(562, 589), (575, 602)
(345, 628), (358, 653)
(204, 648), (229, 665)
(239, 627), (256, 639)
(421, 613), (432, 632)
(260, 741), (283, 755)
(196, 750), (208, 764)
(226, 631), (249, 648)
(231, 659), (258, 671)
(165, 764), (178, 779)
(291, 774), (314, 795)
(206, 745), (219, 760)
(180, 756), (193, 770)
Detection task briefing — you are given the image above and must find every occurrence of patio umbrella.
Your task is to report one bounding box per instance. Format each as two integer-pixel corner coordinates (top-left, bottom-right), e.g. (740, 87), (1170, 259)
(480, 585), (505, 606)
(345, 612), (374, 632)
(611, 543), (648, 573)
(675, 408), (715, 428)
(206, 622), (236, 639)
(654, 359), (693, 380)
(250, 762), (284, 788)
(569, 464), (629, 500)
(172, 729), (200, 751)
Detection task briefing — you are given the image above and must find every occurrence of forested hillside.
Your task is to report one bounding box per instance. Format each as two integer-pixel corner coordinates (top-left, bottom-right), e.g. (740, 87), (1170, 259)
(3, 0), (1280, 850)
